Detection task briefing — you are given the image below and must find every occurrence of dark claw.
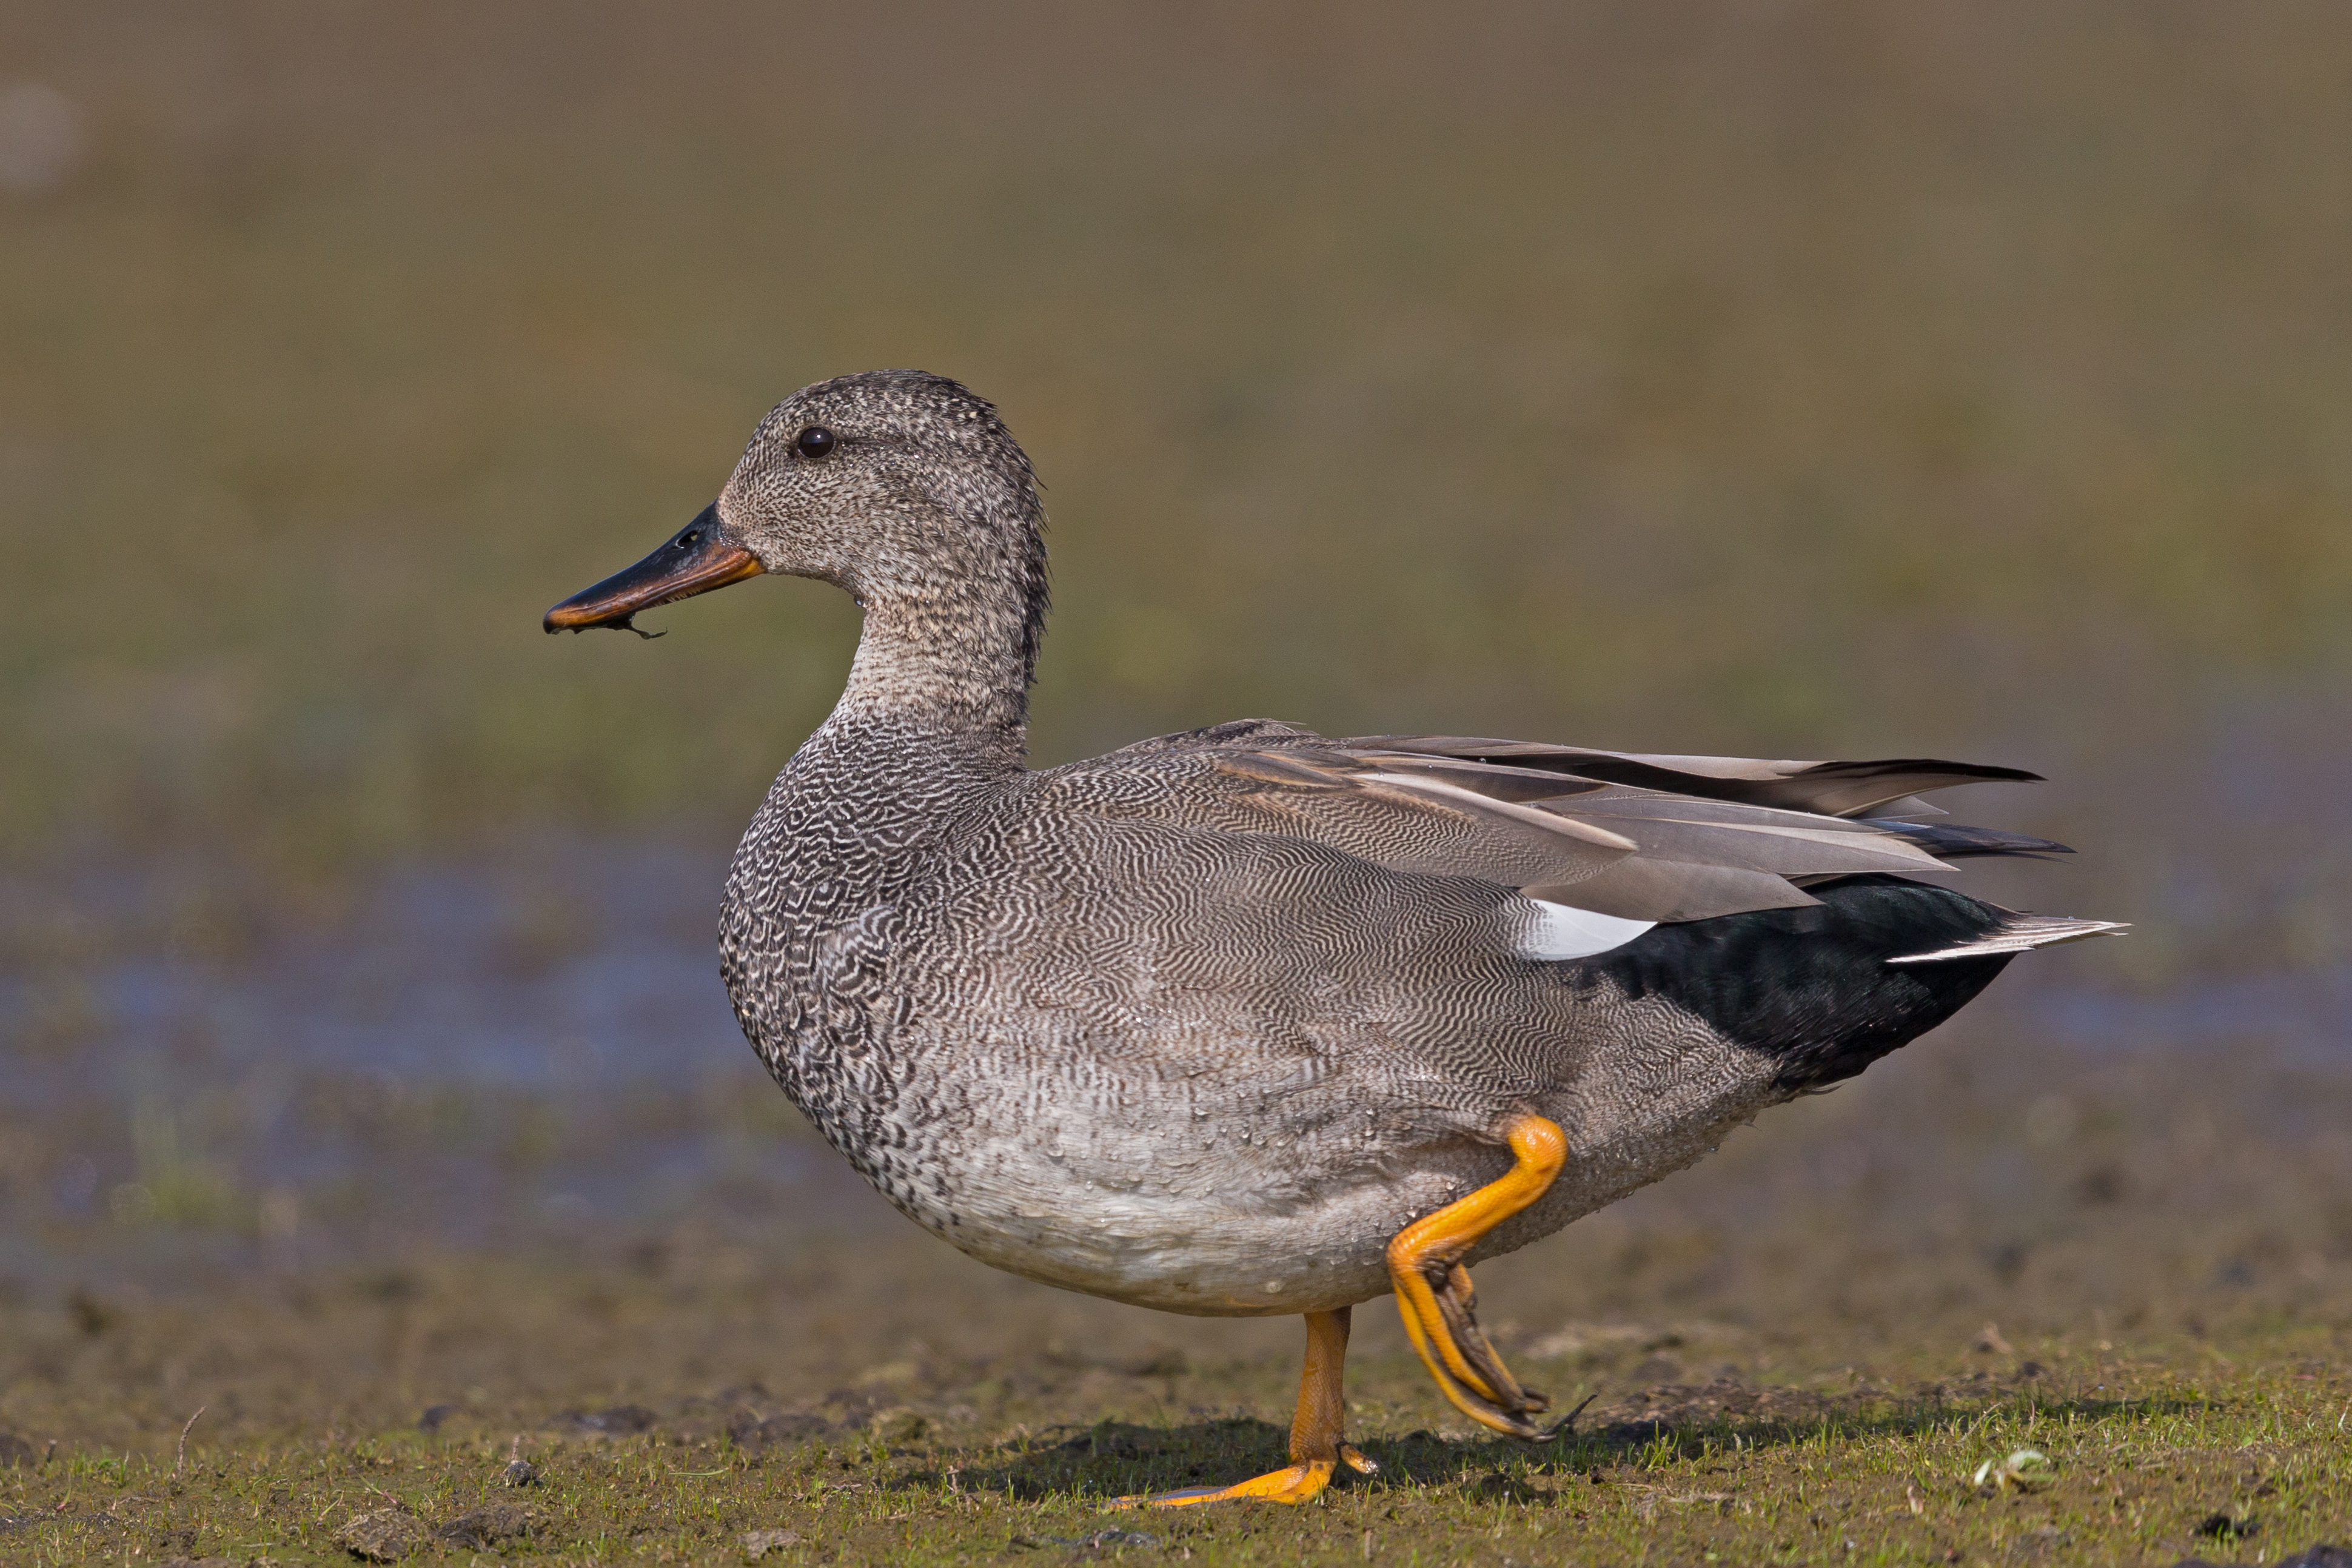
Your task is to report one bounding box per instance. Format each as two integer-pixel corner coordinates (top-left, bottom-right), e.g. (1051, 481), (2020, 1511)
(1425, 1259), (1563, 1437)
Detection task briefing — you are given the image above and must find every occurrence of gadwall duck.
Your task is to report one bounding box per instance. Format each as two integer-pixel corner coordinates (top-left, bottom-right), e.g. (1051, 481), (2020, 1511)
(547, 370), (2121, 1505)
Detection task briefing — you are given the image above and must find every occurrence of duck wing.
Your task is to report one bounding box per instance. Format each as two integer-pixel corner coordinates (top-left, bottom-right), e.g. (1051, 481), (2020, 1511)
(1077, 724), (2068, 928)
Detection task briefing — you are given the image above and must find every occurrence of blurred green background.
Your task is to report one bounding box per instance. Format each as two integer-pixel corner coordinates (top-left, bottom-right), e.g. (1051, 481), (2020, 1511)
(6, 0), (2345, 973)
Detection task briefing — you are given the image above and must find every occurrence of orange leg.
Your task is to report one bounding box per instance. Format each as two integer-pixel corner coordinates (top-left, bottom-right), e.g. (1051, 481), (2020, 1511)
(1388, 1113), (1569, 1440)
(1114, 1307), (1378, 1507)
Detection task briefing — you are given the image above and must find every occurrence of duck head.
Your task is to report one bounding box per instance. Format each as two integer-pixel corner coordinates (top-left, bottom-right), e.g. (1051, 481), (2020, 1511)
(544, 370), (1048, 694)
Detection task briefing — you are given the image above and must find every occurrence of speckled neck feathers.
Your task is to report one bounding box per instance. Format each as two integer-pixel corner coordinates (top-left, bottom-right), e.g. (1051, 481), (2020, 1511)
(836, 576), (1038, 761)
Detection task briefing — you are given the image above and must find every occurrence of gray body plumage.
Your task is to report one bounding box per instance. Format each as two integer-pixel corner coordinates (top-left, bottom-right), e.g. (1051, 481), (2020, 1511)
(719, 713), (1791, 1315)
(632, 370), (2122, 1319)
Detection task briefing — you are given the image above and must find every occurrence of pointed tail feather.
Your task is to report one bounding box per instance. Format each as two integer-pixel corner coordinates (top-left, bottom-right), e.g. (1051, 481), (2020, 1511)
(1886, 913), (2128, 965)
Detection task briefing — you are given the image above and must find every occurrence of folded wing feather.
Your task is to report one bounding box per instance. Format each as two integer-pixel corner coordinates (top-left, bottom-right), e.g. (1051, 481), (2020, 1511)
(1157, 732), (2066, 929)
(1188, 749), (1636, 894)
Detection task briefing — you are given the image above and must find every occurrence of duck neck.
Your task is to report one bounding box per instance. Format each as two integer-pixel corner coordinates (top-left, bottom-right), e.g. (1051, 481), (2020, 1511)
(825, 578), (1034, 770)
(732, 581), (1028, 946)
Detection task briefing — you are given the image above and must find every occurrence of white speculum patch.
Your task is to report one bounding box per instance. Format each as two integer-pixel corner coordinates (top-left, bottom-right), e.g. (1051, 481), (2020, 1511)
(1513, 896), (1657, 962)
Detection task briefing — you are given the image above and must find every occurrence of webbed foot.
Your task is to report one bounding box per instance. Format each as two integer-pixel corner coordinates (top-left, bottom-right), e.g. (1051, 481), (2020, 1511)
(1112, 1309), (1375, 1507)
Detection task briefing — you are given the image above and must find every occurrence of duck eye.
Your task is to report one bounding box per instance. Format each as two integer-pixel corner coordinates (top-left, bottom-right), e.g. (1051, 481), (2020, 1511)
(796, 426), (837, 461)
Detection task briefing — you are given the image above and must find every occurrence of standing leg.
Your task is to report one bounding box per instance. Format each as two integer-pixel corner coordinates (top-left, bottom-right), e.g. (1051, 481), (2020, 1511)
(1116, 1307), (1378, 1507)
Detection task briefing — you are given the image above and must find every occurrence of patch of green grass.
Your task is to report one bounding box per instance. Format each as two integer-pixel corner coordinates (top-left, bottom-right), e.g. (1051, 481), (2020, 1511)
(5, 1265), (2348, 1566)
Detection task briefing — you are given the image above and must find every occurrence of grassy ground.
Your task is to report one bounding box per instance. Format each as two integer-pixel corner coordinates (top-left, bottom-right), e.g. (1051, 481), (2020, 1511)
(4, 1253), (2349, 1567)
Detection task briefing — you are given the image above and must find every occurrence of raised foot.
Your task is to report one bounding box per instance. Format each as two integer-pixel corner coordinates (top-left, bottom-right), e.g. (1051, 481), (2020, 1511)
(1112, 1446), (1376, 1509)
(1388, 1114), (1580, 1441)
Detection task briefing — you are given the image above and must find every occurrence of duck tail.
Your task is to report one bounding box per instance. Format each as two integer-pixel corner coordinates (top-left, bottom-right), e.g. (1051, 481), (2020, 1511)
(1885, 911), (2128, 965)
